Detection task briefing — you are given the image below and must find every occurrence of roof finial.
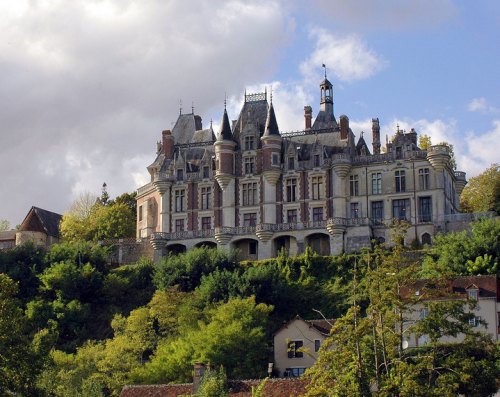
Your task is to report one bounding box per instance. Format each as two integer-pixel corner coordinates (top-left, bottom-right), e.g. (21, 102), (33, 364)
(179, 99), (182, 115)
(322, 63), (327, 79)
(192, 101), (194, 114)
(224, 92), (227, 110)
(210, 118), (213, 128)
(270, 85), (273, 104)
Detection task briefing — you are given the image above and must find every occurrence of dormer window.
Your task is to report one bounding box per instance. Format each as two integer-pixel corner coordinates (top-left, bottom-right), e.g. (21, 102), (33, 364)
(244, 157), (254, 174)
(467, 288), (478, 300)
(244, 136), (255, 151)
(314, 154), (320, 167)
(177, 169), (184, 181)
(288, 156), (295, 170)
(203, 166), (210, 179)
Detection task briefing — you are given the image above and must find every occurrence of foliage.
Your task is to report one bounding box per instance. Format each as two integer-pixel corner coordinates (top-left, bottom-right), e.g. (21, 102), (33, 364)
(196, 367), (229, 397)
(418, 134), (432, 150)
(461, 164), (500, 214)
(0, 219), (10, 231)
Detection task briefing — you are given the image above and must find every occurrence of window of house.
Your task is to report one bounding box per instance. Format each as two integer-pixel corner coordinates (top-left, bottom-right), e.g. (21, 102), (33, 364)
(177, 169), (184, 181)
(469, 316), (480, 327)
(288, 156), (295, 170)
(372, 172), (382, 194)
(138, 205), (143, 222)
(174, 189), (185, 212)
(421, 232), (432, 246)
(286, 178), (297, 202)
(395, 170), (406, 192)
(249, 241), (257, 255)
(314, 339), (321, 353)
(201, 186), (211, 210)
(242, 182), (257, 206)
(203, 166), (210, 179)
(244, 157), (255, 174)
(311, 176), (323, 200)
(350, 175), (359, 196)
(350, 202), (359, 218)
(396, 146), (402, 159)
(287, 209), (297, 223)
(272, 153), (280, 166)
(418, 196), (432, 222)
(243, 213), (257, 227)
(201, 217), (211, 230)
(420, 307), (429, 320)
(285, 368), (306, 378)
(287, 340), (304, 358)
(419, 168), (430, 190)
(175, 218), (184, 232)
(392, 198), (410, 221)
(371, 201), (384, 223)
(312, 207), (323, 222)
(467, 289), (478, 300)
(314, 154), (321, 167)
(244, 135), (255, 151)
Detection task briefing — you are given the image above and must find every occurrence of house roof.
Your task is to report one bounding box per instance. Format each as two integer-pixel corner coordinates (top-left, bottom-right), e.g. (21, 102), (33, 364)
(120, 378), (308, 397)
(275, 315), (334, 337)
(18, 206), (62, 238)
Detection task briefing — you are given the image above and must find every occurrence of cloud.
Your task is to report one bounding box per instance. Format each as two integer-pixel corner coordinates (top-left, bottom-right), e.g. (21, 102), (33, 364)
(467, 97), (499, 114)
(300, 28), (388, 83)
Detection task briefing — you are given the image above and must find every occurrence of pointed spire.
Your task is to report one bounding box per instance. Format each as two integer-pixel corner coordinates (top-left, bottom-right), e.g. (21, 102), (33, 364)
(218, 103), (232, 141)
(263, 101), (280, 137)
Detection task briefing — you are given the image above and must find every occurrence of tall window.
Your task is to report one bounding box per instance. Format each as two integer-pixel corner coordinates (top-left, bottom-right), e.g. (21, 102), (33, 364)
(174, 189), (185, 212)
(419, 196), (432, 222)
(287, 340), (304, 358)
(201, 186), (211, 210)
(242, 182), (257, 206)
(177, 169), (184, 181)
(201, 216), (211, 230)
(312, 207), (323, 222)
(138, 205), (143, 222)
(350, 175), (359, 196)
(350, 202), (359, 218)
(392, 198), (410, 221)
(272, 153), (280, 166)
(175, 218), (184, 232)
(395, 170), (406, 192)
(287, 209), (297, 223)
(286, 178), (297, 202)
(203, 166), (210, 179)
(244, 157), (254, 174)
(371, 201), (384, 223)
(288, 156), (295, 170)
(244, 135), (255, 150)
(243, 213), (257, 227)
(372, 172), (382, 194)
(311, 176), (323, 200)
(314, 154), (321, 167)
(419, 168), (430, 190)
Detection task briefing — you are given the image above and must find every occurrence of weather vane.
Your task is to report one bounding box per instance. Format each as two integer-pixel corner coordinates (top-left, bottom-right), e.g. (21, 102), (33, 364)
(322, 63), (327, 79)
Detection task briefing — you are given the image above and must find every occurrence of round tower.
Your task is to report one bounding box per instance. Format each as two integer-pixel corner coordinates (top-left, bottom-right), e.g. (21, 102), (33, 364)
(214, 106), (236, 191)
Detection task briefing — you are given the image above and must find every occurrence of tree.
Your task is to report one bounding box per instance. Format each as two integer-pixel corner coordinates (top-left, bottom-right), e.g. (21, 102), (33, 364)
(418, 134), (432, 150)
(461, 164), (500, 214)
(196, 367), (229, 397)
(0, 219), (10, 231)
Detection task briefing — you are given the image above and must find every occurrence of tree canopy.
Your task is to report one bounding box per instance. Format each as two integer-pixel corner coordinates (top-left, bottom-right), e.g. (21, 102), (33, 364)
(461, 164), (500, 214)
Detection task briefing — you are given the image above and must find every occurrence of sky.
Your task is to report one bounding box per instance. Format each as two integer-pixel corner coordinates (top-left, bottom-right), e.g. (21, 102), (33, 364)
(1, 0), (499, 227)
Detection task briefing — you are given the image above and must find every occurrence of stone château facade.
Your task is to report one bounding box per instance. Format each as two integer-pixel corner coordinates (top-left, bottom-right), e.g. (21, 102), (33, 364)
(136, 77), (467, 261)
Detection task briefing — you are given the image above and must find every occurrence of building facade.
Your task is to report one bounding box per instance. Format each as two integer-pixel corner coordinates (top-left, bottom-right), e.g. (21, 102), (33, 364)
(136, 77), (467, 261)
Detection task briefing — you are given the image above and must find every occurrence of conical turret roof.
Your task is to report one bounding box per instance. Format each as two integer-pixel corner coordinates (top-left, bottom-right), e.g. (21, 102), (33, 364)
(263, 102), (280, 137)
(218, 108), (233, 141)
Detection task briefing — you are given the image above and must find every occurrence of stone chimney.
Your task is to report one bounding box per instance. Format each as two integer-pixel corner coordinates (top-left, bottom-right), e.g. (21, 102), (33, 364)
(372, 118), (381, 154)
(162, 130), (175, 159)
(304, 106), (312, 130)
(339, 115), (349, 140)
(193, 362), (208, 394)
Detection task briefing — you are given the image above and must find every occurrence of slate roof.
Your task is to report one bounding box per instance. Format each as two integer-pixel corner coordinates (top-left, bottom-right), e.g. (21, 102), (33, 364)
(263, 102), (280, 137)
(232, 99), (269, 146)
(171, 113), (203, 144)
(19, 206), (62, 238)
(218, 108), (233, 141)
(355, 134), (371, 156)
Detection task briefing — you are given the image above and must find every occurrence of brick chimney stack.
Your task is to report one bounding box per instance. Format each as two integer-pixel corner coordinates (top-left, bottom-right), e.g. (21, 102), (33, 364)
(162, 130), (175, 159)
(372, 118), (381, 155)
(304, 106), (312, 130)
(339, 115), (349, 140)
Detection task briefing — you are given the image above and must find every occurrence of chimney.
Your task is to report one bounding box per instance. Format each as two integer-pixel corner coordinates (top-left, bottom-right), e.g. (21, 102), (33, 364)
(193, 362), (208, 394)
(372, 118), (381, 154)
(162, 130), (175, 159)
(304, 106), (312, 130)
(339, 115), (349, 140)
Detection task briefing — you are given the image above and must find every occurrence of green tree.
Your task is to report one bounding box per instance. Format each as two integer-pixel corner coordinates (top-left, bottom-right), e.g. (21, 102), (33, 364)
(461, 164), (500, 214)
(0, 219), (10, 231)
(418, 134), (432, 150)
(196, 367), (229, 397)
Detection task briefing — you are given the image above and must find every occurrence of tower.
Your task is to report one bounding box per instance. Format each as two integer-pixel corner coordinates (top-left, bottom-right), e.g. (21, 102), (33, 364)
(372, 118), (381, 155)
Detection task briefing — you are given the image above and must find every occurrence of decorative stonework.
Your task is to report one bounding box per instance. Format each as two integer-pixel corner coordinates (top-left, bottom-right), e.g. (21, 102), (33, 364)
(215, 172), (233, 191)
(332, 154), (351, 178)
(214, 227), (233, 245)
(255, 224), (273, 242)
(150, 232), (168, 250)
(153, 180), (172, 195)
(326, 218), (347, 235)
(262, 169), (281, 185)
(427, 145), (450, 171)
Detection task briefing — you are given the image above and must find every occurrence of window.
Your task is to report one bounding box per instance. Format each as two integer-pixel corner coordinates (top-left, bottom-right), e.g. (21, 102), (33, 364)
(287, 209), (297, 223)
(201, 217), (211, 230)
(242, 182), (257, 206)
(201, 186), (211, 210)
(286, 178), (297, 202)
(420, 307), (429, 320)
(285, 368), (306, 378)
(469, 316), (480, 327)
(372, 172), (382, 194)
(138, 205), (143, 222)
(287, 340), (303, 358)
(272, 153), (280, 166)
(177, 169), (184, 181)
(244, 157), (254, 174)
(312, 207), (323, 222)
(418, 196), (432, 222)
(419, 168), (430, 190)
(392, 198), (410, 221)
(396, 146), (402, 159)
(314, 154), (320, 167)
(421, 232), (432, 245)
(349, 175), (359, 196)
(288, 156), (295, 170)
(311, 176), (323, 200)
(467, 289), (478, 300)
(243, 213), (257, 227)
(249, 241), (257, 255)
(371, 201), (384, 223)
(244, 135), (255, 151)
(395, 170), (406, 192)
(314, 339), (321, 353)
(174, 189), (185, 212)
(175, 219), (184, 232)
(350, 202), (359, 218)
(203, 166), (210, 179)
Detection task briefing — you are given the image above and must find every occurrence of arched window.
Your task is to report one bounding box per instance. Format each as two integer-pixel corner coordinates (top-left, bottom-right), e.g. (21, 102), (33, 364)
(421, 232), (432, 246)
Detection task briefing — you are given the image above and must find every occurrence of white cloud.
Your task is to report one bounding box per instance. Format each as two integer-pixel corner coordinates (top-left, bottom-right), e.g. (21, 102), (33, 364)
(467, 97), (499, 114)
(300, 28), (388, 83)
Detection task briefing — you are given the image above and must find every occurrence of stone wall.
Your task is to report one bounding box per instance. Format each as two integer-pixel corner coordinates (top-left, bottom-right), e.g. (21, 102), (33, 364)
(99, 238), (154, 266)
